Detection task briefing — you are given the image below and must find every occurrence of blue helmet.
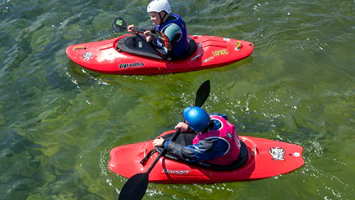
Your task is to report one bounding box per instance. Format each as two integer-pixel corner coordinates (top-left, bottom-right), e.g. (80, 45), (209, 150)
(183, 106), (210, 131)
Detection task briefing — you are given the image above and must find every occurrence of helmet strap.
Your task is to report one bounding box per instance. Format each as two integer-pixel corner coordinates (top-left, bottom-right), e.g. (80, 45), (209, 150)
(159, 11), (168, 25)
(201, 121), (213, 133)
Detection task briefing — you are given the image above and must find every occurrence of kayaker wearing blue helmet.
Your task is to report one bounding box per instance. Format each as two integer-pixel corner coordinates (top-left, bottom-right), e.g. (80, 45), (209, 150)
(127, 0), (190, 59)
(153, 106), (242, 166)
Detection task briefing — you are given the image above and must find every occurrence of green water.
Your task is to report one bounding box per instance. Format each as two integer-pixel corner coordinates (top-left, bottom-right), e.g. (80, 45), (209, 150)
(1, 0), (355, 199)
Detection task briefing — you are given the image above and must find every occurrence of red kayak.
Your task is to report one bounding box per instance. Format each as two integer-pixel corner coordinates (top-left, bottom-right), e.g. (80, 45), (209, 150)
(108, 130), (304, 184)
(66, 34), (254, 75)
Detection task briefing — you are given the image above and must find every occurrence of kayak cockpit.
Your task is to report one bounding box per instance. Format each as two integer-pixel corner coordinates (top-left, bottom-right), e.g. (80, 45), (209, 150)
(116, 34), (197, 61)
(141, 132), (249, 171)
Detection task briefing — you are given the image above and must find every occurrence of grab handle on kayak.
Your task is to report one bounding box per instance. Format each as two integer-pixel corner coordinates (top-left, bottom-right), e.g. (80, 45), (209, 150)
(143, 144), (147, 158)
(140, 149), (157, 166)
(241, 137), (258, 157)
(190, 54), (201, 61)
(254, 145), (258, 157)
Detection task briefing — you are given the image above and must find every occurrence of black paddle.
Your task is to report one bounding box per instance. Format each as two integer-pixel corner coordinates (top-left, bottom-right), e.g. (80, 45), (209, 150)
(118, 128), (180, 200)
(112, 17), (142, 33)
(118, 80), (211, 200)
(195, 80), (210, 107)
(112, 16), (159, 37)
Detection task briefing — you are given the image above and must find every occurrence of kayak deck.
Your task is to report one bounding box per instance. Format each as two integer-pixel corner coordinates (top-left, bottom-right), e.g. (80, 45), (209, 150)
(66, 34), (254, 75)
(108, 130), (304, 184)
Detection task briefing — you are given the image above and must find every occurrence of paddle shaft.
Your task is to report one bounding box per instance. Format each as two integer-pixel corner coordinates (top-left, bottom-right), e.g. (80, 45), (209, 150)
(130, 27), (160, 38)
(147, 149), (166, 173)
(113, 19), (160, 37)
(146, 129), (181, 173)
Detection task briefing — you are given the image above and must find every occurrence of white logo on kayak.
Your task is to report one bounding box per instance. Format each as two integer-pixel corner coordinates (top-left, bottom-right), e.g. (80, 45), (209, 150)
(162, 169), (190, 175)
(269, 147), (285, 160)
(83, 52), (93, 62)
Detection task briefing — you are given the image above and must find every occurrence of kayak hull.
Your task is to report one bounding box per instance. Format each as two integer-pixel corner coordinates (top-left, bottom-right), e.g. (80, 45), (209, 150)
(66, 35), (254, 75)
(108, 130), (304, 184)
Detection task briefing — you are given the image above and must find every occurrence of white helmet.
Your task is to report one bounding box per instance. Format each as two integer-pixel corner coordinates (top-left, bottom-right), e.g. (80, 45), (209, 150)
(147, 0), (171, 14)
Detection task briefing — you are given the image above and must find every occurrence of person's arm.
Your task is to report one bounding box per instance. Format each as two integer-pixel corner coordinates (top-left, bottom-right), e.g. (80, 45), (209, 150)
(127, 24), (136, 33)
(174, 122), (194, 132)
(161, 24), (181, 43)
(150, 23), (181, 52)
(164, 138), (228, 163)
(143, 30), (154, 43)
(153, 122), (193, 150)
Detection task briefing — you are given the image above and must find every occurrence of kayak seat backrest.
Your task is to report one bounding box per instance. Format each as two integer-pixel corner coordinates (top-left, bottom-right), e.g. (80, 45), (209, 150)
(117, 34), (164, 60)
(116, 35), (197, 61)
(155, 132), (248, 171)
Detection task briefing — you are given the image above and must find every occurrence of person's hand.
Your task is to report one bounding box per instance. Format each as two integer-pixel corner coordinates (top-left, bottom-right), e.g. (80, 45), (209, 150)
(153, 137), (165, 147)
(143, 30), (153, 42)
(127, 24), (136, 33)
(174, 122), (189, 132)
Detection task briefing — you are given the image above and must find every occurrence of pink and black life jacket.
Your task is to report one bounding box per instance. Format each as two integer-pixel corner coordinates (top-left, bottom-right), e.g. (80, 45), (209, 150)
(192, 115), (241, 166)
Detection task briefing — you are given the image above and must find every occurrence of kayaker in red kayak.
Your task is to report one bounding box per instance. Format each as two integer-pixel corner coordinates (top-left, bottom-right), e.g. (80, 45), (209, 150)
(127, 0), (190, 59)
(153, 106), (242, 166)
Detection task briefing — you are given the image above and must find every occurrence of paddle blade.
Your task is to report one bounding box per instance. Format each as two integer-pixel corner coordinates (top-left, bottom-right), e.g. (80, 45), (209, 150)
(118, 173), (148, 200)
(112, 17), (128, 32)
(195, 80), (210, 107)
